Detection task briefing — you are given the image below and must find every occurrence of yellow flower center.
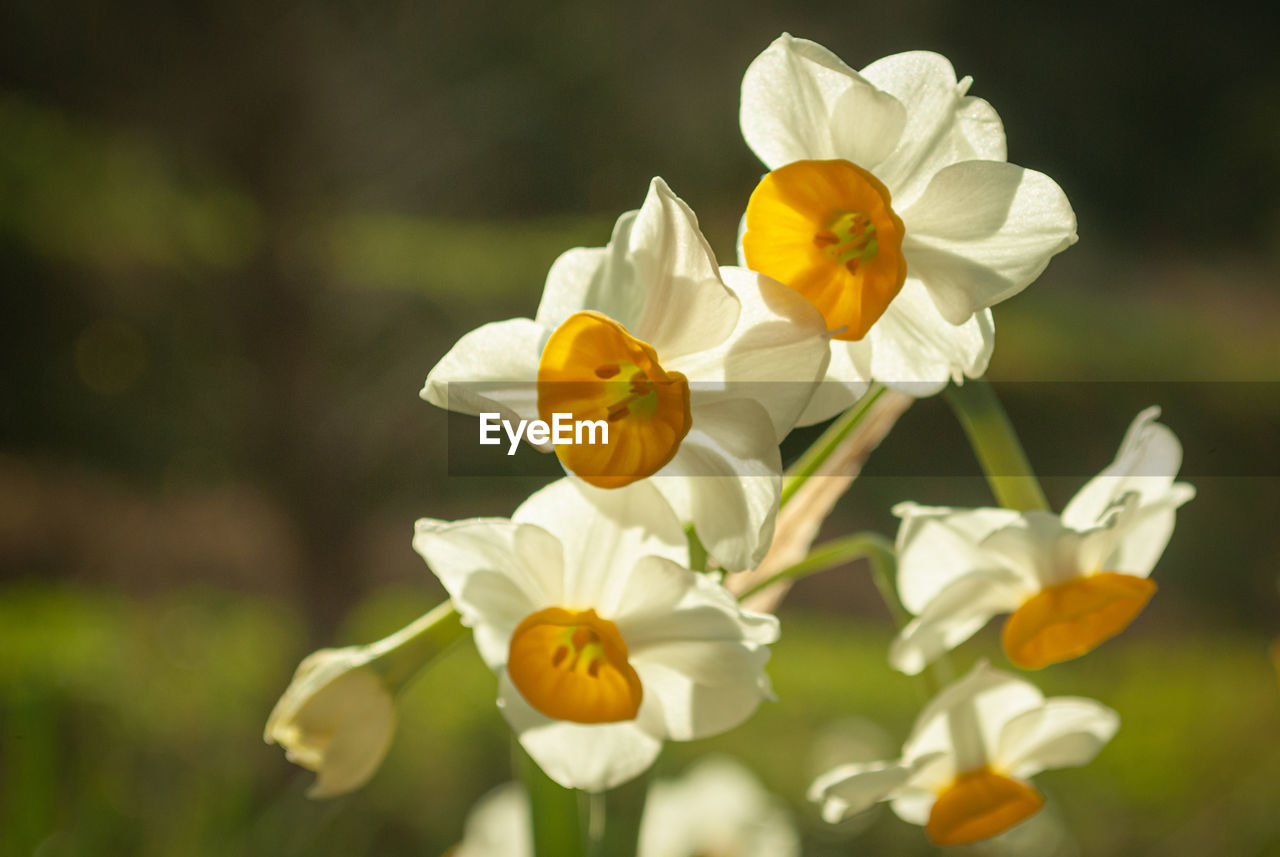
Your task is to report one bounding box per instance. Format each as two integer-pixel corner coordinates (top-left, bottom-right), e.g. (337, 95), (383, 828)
(742, 159), (906, 340)
(507, 607), (643, 724)
(1002, 572), (1157, 669)
(537, 311), (692, 488)
(926, 767), (1044, 846)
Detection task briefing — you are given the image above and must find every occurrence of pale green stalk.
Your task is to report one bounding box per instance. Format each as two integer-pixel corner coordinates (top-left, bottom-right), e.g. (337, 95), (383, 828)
(738, 531), (897, 605)
(738, 532), (954, 695)
(780, 383), (885, 507)
(944, 378), (1050, 512)
(369, 600), (466, 691)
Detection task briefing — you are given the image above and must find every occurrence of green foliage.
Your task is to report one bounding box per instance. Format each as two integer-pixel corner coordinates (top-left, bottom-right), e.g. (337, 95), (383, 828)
(2, 585), (1276, 857)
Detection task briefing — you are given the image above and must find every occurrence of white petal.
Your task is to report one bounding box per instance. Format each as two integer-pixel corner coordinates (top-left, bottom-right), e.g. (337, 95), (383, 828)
(420, 318), (544, 423)
(412, 518), (562, 667)
(740, 34), (906, 170)
(303, 672), (397, 799)
(511, 478), (688, 612)
(266, 657), (398, 800)
(614, 557), (780, 650)
(551, 178), (739, 361)
(808, 759), (913, 823)
(1062, 407), (1193, 529)
(889, 569), (1030, 675)
(618, 563), (778, 741)
(794, 341), (873, 426)
(866, 279), (995, 393)
(893, 502), (1027, 614)
(534, 245), (610, 330)
(641, 757), (800, 857)
(497, 671), (663, 792)
(671, 266), (832, 440)
(632, 653), (773, 741)
(654, 399), (784, 571)
(902, 662), (1043, 774)
(901, 160), (1077, 324)
(1092, 487), (1194, 578)
(455, 782), (532, 857)
(978, 510), (1089, 589)
(859, 51), (1008, 206)
(888, 787), (940, 826)
(995, 697), (1120, 779)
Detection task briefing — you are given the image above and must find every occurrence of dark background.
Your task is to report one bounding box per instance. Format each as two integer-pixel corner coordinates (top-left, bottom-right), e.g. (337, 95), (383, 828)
(2, 2), (1278, 855)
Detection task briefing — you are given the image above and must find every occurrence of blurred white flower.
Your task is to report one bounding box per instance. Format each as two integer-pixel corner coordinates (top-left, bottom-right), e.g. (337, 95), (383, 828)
(810, 662), (1118, 847)
(890, 407), (1195, 673)
(452, 758), (797, 857)
(421, 177), (830, 571)
(639, 756), (800, 857)
(739, 34), (1077, 416)
(413, 478), (779, 791)
(264, 647), (395, 799)
(452, 782), (532, 857)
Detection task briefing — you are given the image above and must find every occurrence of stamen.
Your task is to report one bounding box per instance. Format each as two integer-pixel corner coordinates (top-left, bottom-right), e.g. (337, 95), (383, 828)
(816, 211), (879, 267)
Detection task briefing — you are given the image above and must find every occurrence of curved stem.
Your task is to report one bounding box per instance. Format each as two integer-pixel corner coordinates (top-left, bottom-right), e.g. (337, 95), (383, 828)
(739, 533), (957, 696)
(780, 383), (885, 508)
(944, 379), (1050, 512)
(738, 531), (897, 606)
(371, 600), (465, 690)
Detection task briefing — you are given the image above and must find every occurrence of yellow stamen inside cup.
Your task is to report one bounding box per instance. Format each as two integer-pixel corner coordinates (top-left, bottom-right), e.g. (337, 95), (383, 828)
(537, 311), (691, 488)
(1002, 572), (1157, 669)
(926, 768), (1044, 846)
(743, 159), (906, 340)
(507, 607), (643, 724)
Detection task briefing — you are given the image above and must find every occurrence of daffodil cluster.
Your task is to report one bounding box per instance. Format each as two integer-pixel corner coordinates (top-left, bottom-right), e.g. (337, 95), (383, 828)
(264, 32), (1193, 855)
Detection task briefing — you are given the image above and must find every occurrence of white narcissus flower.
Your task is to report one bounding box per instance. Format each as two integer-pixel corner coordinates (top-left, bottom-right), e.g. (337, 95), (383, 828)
(422, 177), (831, 571)
(264, 647), (396, 798)
(639, 756), (800, 857)
(453, 782), (532, 857)
(739, 34), (1077, 419)
(810, 662), (1118, 847)
(890, 407), (1195, 674)
(413, 478), (779, 792)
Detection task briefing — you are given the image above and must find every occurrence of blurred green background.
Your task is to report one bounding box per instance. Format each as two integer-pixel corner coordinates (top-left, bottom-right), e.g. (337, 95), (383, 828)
(2, 1), (1278, 855)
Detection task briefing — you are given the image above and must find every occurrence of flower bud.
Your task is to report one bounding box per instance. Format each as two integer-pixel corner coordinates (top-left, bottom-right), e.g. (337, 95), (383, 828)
(264, 647), (395, 798)
(265, 601), (464, 797)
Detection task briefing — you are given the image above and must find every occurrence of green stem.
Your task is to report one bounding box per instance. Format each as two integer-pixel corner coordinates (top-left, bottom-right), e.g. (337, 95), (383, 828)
(516, 742), (585, 857)
(684, 524), (709, 573)
(368, 600), (466, 691)
(780, 383), (885, 508)
(738, 532), (897, 604)
(594, 769), (648, 857)
(738, 534), (956, 696)
(943, 378), (1050, 512)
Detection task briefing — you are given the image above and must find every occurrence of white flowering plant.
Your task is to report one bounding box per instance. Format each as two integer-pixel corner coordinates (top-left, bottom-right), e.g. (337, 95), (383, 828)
(265, 33), (1194, 856)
